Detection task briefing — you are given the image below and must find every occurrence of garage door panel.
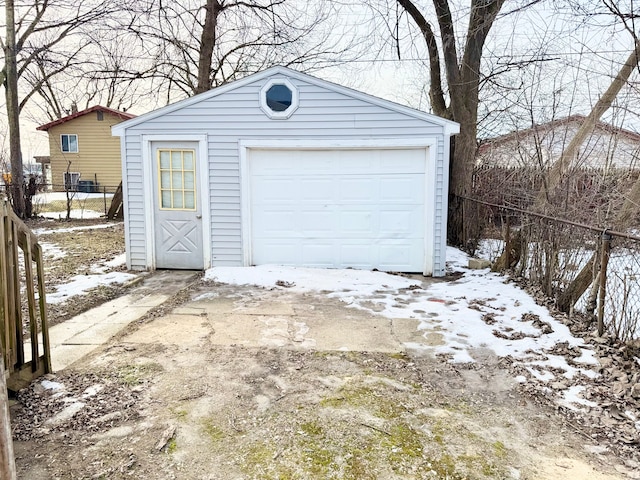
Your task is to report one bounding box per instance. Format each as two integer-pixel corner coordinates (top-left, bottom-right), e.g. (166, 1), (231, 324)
(252, 240), (300, 265)
(339, 210), (374, 234)
(253, 209), (296, 234)
(249, 148), (427, 272)
(252, 149), (426, 176)
(379, 177), (425, 202)
(251, 178), (298, 202)
(302, 243), (335, 267)
(300, 178), (336, 201)
(379, 210), (414, 236)
(299, 210), (334, 233)
(379, 241), (419, 269)
(339, 177), (379, 202)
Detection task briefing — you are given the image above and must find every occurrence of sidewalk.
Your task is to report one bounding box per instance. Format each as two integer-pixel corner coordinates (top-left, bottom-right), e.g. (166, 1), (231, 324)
(30, 270), (199, 372)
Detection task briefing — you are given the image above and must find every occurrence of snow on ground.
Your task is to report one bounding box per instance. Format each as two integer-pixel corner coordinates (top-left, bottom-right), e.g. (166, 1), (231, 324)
(40, 242), (67, 260)
(40, 209), (104, 220)
(47, 271), (137, 304)
(206, 247), (601, 410)
(91, 253), (127, 274)
(35, 221), (134, 303)
(34, 192), (113, 202)
(33, 222), (122, 236)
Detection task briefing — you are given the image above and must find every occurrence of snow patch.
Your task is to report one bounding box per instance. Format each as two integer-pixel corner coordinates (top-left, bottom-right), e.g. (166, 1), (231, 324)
(206, 246), (600, 412)
(47, 271), (137, 304)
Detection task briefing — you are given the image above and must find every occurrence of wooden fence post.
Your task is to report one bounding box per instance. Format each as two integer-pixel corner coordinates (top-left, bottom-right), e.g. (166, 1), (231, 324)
(597, 232), (612, 337)
(1, 343), (17, 480)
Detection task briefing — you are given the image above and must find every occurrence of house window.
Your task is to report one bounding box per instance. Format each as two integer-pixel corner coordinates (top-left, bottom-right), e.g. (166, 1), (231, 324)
(260, 78), (298, 119)
(61, 134), (78, 153)
(63, 172), (80, 190)
(266, 84), (292, 112)
(158, 149), (196, 210)
(97, 111), (104, 121)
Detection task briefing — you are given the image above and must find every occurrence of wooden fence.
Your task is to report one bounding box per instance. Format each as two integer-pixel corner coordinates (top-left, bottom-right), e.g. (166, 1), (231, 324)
(1, 199), (51, 391)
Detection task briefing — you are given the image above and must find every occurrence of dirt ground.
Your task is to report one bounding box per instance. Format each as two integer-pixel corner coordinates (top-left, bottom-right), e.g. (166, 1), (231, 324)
(28, 218), (128, 328)
(11, 281), (635, 480)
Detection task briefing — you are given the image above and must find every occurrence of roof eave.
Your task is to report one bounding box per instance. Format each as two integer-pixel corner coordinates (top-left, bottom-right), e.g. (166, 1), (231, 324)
(112, 66), (460, 136)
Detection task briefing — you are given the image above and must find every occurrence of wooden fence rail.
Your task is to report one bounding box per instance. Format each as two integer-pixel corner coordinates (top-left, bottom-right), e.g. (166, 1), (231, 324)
(0, 199), (51, 391)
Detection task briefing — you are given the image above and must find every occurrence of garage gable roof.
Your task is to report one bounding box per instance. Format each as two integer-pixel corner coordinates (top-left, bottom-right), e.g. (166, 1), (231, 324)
(112, 66), (460, 136)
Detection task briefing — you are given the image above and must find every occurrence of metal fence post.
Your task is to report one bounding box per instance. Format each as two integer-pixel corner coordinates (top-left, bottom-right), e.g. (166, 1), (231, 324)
(505, 213), (511, 269)
(597, 231), (612, 337)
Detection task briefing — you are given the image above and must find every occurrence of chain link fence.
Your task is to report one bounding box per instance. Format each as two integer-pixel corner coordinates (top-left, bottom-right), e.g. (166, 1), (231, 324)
(1, 182), (121, 219)
(34, 184), (120, 219)
(465, 196), (640, 343)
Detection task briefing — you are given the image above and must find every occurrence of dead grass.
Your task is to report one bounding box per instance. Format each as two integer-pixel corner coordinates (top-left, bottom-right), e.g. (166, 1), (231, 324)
(24, 218), (130, 327)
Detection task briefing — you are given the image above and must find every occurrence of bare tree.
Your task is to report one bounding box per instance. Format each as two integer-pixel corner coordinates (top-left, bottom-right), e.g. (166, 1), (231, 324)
(123, 0), (351, 98)
(390, 0), (507, 248)
(4, 0), (25, 216)
(0, 0), (122, 216)
(536, 42), (640, 208)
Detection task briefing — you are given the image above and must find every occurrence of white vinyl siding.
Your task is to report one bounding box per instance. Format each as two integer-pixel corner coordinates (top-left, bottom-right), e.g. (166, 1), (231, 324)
(116, 68), (456, 275)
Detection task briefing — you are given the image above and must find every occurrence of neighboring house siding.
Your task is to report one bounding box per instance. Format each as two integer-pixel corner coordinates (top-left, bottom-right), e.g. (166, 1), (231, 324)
(48, 111), (126, 191)
(121, 73), (449, 272)
(479, 118), (640, 171)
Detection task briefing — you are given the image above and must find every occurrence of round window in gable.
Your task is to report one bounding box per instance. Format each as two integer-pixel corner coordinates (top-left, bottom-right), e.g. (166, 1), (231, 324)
(267, 84), (292, 111)
(260, 78), (299, 119)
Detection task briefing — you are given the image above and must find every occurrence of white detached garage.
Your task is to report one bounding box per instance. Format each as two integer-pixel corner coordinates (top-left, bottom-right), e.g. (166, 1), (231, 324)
(112, 66), (459, 276)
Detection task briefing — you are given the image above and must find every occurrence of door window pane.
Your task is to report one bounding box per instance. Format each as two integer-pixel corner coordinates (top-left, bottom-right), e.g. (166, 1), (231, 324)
(183, 151), (194, 170)
(161, 191), (172, 208)
(157, 149), (196, 210)
(160, 151), (170, 169)
(172, 191), (183, 208)
(172, 171), (183, 189)
(171, 151), (182, 169)
(184, 191), (195, 209)
(161, 171), (171, 189)
(184, 171), (195, 189)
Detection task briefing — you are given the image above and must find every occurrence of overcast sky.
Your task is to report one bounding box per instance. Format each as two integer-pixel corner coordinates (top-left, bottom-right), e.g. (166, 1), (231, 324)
(8, 0), (640, 163)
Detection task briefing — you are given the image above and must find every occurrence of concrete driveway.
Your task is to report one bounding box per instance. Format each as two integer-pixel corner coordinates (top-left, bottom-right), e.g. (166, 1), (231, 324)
(123, 283), (435, 353)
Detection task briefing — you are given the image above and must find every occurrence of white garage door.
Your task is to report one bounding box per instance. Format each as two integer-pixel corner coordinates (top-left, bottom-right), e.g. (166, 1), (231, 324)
(248, 148), (427, 272)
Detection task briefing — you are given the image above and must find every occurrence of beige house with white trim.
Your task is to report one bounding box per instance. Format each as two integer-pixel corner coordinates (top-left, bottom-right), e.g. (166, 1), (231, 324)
(37, 106), (136, 192)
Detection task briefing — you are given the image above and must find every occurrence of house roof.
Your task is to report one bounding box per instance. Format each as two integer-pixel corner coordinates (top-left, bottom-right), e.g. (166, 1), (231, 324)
(112, 66), (460, 136)
(479, 114), (640, 153)
(36, 105), (136, 131)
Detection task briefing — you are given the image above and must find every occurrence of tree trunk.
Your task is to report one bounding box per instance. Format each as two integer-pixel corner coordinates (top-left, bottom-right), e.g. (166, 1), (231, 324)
(5, 0), (25, 218)
(448, 119), (478, 247)
(195, 0), (221, 94)
(557, 255), (596, 313)
(492, 230), (522, 272)
(556, 171), (640, 313)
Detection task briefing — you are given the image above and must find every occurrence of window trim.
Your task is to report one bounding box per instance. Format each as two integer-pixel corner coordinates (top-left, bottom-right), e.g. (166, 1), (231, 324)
(63, 171), (81, 191)
(157, 148), (197, 211)
(259, 78), (298, 119)
(61, 134), (79, 153)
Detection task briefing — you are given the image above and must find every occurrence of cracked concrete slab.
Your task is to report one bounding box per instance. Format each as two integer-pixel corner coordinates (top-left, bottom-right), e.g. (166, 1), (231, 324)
(122, 314), (210, 346)
(35, 270), (199, 371)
